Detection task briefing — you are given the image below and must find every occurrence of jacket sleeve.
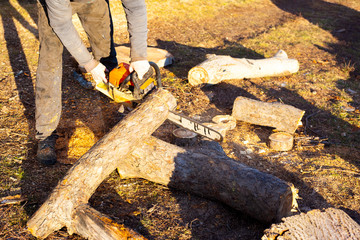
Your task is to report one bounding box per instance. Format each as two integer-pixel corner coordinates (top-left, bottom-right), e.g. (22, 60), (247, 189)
(45, 0), (94, 67)
(122, 0), (148, 62)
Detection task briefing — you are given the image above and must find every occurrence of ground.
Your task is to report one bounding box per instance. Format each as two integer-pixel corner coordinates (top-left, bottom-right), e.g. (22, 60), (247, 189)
(0, 0), (360, 239)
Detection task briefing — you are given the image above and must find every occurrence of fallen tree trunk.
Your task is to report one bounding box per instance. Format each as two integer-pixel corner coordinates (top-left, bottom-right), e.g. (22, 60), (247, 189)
(117, 137), (295, 223)
(188, 50), (299, 86)
(232, 96), (305, 133)
(262, 208), (360, 240)
(27, 89), (177, 239)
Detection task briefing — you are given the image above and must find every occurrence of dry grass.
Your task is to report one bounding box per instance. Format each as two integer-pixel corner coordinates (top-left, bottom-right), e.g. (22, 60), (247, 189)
(1, 0), (360, 239)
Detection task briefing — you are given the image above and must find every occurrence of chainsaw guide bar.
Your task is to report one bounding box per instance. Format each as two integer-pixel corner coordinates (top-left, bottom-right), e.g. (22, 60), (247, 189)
(168, 111), (223, 142)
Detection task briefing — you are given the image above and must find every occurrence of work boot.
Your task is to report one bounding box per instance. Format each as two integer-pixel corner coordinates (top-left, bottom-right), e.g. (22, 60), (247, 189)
(37, 133), (58, 165)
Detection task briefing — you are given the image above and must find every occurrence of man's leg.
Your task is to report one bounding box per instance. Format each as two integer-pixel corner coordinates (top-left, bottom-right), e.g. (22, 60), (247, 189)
(100, 0), (118, 71)
(75, 0), (117, 71)
(35, 0), (64, 165)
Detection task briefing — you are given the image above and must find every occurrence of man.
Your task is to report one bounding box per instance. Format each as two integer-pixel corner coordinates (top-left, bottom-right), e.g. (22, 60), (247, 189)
(36, 0), (150, 165)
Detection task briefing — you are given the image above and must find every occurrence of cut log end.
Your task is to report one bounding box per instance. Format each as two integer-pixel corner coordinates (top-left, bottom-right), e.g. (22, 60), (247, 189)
(173, 128), (198, 146)
(269, 132), (294, 151)
(188, 67), (209, 86)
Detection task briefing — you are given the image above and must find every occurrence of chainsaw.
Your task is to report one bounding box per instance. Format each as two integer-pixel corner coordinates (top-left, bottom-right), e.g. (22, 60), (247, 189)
(73, 62), (223, 142)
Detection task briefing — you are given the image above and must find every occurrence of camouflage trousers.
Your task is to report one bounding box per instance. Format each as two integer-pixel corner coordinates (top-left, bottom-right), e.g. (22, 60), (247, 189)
(35, 0), (117, 140)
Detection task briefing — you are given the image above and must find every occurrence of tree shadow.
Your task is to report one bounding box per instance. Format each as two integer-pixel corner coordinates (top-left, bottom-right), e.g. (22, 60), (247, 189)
(1, 0), (38, 213)
(1, 0), (38, 131)
(270, 0), (360, 75)
(270, 0), (360, 112)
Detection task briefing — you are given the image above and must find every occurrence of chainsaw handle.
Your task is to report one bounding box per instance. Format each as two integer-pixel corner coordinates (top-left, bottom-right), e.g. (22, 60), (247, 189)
(118, 61), (162, 91)
(149, 61), (162, 88)
(118, 73), (132, 90)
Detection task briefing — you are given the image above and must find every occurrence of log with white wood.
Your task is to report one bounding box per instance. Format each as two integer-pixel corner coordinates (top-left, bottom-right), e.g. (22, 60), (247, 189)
(117, 137), (296, 223)
(188, 50), (299, 86)
(232, 96), (305, 133)
(262, 208), (360, 240)
(27, 89), (177, 239)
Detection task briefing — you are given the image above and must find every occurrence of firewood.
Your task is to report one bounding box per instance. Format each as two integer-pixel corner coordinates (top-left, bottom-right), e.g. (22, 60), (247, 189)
(72, 204), (146, 240)
(269, 132), (294, 151)
(118, 137), (296, 223)
(27, 89), (177, 239)
(27, 89), (297, 239)
(232, 96), (305, 133)
(262, 208), (360, 240)
(188, 50), (299, 86)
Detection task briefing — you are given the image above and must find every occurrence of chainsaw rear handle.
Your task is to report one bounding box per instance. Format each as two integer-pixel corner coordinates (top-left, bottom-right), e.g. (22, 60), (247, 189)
(149, 61), (162, 88)
(119, 61), (162, 90)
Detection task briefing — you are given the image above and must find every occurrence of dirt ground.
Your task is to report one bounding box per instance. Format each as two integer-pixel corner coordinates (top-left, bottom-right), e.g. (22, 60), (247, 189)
(1, 0), (360, 239)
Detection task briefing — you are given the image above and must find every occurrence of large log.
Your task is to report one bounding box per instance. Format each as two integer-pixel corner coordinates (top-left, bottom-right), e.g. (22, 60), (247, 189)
(232, 96), (305, 133)
(262, 208), (360, 240)
(188, 50), (299, 86)
(117, 137), (295, 223)
(27, 89), (177, 239)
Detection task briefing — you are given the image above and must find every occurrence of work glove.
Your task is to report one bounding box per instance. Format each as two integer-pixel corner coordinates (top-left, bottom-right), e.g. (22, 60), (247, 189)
(130, 60), (151, 80)
(90, 62), (108, 85)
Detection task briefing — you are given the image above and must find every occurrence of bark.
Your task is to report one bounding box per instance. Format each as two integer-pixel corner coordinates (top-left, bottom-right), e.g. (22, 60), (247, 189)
(27, 89), (177, 239)
(117, 137), (295, 223)
(188, 50), (299, 86)
(232, 96), (305, 133)
(262, 208), (360, 240)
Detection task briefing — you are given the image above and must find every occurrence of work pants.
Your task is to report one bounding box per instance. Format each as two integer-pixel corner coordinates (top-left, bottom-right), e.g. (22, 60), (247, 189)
(35, 0), (117, 140)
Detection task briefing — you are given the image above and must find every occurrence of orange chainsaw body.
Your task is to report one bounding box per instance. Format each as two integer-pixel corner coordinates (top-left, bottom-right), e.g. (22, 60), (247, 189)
(108, 62), (132, 88)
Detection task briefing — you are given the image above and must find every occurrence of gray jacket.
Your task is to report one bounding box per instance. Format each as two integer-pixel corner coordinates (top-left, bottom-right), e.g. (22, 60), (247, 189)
(45, 0), (147, 67)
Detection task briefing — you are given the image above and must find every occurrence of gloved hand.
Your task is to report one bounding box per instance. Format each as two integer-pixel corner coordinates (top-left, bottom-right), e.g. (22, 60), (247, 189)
(130, 60), (150, 79)
(90, 62), (108, 84)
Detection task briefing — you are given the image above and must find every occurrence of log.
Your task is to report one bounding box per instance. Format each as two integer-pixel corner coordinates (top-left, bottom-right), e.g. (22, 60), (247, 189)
(269, 132), (294, 151)
(188, 50), (299, 86)
(262, 208), (360, 240)
(27, 89), (177, 239)
(117, 137), (296, 223)
(232, 96), (305, 133)
(72, 204), (146, 240)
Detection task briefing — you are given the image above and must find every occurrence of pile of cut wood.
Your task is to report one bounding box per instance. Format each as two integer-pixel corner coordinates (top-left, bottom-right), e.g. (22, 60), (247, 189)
(27, 50), (360, 240)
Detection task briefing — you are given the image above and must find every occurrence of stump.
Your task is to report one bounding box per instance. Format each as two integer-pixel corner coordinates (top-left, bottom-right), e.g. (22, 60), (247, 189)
(262, 208), (360, 240)
(115, 46), (174, 67)
(232, 96), (305, 133)
(269, 132), (294, 151)
(188, 50), (299, 86)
